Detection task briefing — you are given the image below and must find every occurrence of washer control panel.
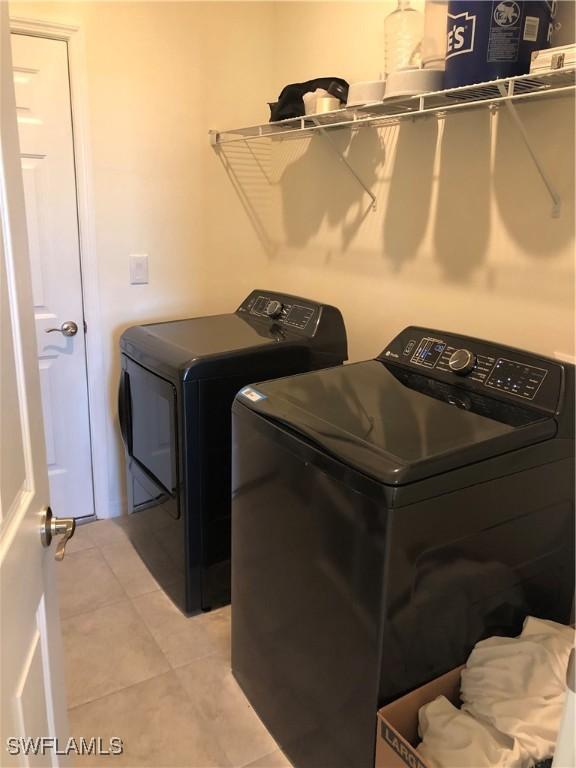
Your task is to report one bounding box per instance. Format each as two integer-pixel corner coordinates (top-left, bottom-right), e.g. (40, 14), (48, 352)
(380, 326), (565, 413)
(237, 291), (320, 335)
(485, 359), (548, 400)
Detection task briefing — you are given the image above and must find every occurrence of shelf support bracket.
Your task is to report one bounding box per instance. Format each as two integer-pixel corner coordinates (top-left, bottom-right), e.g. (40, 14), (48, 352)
(497, 84), (561, 218)
(314, 123), (377, 212)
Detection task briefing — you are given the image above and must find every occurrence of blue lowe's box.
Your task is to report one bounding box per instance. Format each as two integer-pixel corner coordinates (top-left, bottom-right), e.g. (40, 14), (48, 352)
(445, 1), (556, 88)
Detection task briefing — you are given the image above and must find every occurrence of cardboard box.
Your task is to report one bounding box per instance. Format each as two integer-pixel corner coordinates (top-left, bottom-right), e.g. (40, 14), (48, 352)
(375, 666), (465, 768)
(530, 44), (576, 73)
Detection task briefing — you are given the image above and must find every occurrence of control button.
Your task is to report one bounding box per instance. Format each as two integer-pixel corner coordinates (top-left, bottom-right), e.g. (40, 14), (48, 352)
(404, 340), (416, 355)
(448, 348), (477, 375)
(265, 300), (283, 319)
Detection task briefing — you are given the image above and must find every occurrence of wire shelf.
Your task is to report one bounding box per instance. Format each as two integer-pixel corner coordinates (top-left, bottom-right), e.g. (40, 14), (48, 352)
(209, 67), (575, 145)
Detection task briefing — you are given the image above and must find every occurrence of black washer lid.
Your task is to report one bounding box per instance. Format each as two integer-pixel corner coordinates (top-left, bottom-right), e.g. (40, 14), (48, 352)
(237, 360), (557, 485)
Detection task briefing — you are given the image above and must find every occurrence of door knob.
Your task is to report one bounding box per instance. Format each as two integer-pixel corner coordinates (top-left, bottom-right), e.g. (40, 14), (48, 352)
(40, 506), (76, 561)
(45, 321), (78, 337)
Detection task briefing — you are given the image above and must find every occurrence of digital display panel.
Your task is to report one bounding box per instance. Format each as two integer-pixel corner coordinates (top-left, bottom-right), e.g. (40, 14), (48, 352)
(411, 338), (446, 368)
(285, 304), (314, 329)
(251, 296), (269, 315)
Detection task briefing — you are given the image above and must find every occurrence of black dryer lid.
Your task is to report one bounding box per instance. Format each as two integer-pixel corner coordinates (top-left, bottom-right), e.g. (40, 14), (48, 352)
(121, 314), (294, 376)
(236, 360), (557, 485)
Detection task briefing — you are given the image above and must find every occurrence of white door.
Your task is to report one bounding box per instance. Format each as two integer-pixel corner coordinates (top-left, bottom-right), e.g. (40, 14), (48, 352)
(11, 32), (94, 521)
(1, 5), (69, 765)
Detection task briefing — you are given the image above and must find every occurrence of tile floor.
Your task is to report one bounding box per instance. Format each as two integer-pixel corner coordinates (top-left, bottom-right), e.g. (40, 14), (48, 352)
(59, 519), (292, 768)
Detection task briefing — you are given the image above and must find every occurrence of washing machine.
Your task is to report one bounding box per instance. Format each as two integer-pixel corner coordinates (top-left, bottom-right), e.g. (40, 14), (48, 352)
(231, 326), (575, 768)
(118, 290), (347, 614)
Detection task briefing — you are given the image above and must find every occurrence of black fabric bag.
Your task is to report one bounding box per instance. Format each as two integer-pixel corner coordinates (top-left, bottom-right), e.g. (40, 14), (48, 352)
(268, 78), (349, 122)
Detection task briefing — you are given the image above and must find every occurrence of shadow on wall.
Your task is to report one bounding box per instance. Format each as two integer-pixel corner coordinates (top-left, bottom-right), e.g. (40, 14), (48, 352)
(217, 103), (573, 292)
(434, 111), (492, 283)
(280, 127), (385, 250)
(383, 118), (437, 272)
(216, 141), (277, 258)
(493, 103), (575, 256)
(336, 128), (385, 250)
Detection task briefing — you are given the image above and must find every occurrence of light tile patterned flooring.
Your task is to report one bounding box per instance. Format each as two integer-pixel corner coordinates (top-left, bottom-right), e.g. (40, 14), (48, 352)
(60, 519), (292, 768)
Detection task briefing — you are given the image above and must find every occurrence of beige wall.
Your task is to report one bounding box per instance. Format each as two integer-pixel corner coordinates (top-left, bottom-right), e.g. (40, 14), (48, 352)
(223, 1), (574, 366)
(10, 1), (576, 516)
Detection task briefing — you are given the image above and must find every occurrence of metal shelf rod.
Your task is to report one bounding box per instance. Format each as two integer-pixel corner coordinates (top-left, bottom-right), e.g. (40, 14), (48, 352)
(313, 120), (377, 211)
(368, 83), (575, 123)
(497, 82), (562, 217)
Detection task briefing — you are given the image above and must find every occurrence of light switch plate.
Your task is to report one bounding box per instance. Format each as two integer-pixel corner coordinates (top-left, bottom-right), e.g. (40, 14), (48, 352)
(129, 254), (149, 285)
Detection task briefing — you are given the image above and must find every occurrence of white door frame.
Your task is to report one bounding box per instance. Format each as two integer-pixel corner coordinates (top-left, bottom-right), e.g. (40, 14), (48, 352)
(10, 15), (110, 521)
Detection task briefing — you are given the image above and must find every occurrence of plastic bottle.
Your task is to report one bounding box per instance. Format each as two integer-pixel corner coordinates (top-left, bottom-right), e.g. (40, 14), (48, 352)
(384, 0), (425, 76)
(422, 0), (448, 69)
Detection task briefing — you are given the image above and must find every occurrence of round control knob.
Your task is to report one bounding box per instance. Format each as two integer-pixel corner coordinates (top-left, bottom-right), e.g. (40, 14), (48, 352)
(448, 348), (477, 375)
(265, 300), (283, 319)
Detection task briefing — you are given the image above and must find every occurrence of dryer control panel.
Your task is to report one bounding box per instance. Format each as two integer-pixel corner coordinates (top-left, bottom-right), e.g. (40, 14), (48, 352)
(379, 327), (568, 414)
(237, 291), (320, 335)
